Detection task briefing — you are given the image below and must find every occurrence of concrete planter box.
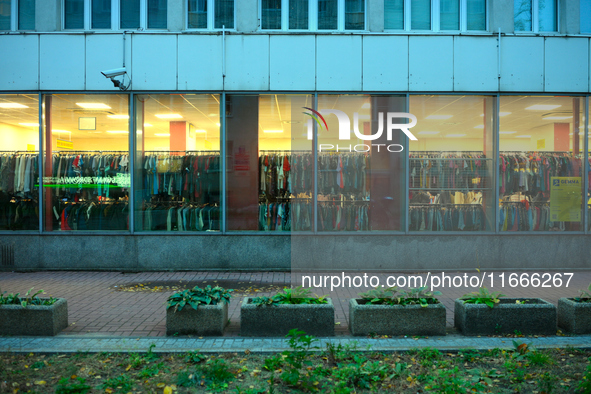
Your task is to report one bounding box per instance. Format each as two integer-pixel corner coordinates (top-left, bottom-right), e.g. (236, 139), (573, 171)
(0, 298), (68, 336)
(240, 297), (334, 337)
(349, 299), (446, 336)
(166, 303), (228, 336)
(558, 298), (591, 334)
(454, 298), (556, 336)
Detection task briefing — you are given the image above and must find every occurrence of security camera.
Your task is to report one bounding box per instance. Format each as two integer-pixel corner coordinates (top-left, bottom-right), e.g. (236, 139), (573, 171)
(101, 67), (127, 78)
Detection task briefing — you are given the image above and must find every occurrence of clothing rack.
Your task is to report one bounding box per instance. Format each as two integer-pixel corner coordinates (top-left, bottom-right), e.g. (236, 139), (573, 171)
(410, 203), (484, 206)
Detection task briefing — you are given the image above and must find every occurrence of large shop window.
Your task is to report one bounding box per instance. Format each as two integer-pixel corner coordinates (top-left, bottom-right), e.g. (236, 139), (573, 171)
(226, 94), (312, 232)
(42, 94), (129, 232)
(408, 95), (495, 232)
(499, 96), (584, 232)
(134, 94), (221, 232)
(316, 95), (406, 232)
(0, 94), (39, 231)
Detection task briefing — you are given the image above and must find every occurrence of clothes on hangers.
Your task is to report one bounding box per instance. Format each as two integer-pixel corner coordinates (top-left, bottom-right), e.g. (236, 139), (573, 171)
(409, 205), (486, 231)
(140, 202), (220, 232)
(499, 202), (561, 231)
(0, 152), (40, 230)
(318, 202), (370, 231)
(409, 152), (488, 190)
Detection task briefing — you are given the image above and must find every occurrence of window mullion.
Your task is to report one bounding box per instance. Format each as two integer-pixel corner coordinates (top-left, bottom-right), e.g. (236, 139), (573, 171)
(309, 0), (316, 30)
(432, 0), (439, 32)
(140, 0), (146, 29)
(338, 0), (344, 30)
(112, 0), (118, 29)
(208, 0), (214, 30)
(12, 0), (17, 30)
(404, 0), (411, 31)
(282, 0), (288, 30)
(85, 0), (91, 30)
(460, 0), (467, 31)
(532, 0), (539, 32)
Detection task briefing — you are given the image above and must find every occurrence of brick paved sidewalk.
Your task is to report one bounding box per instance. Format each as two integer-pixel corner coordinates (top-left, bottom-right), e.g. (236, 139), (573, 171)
(1, 270), (591, 352)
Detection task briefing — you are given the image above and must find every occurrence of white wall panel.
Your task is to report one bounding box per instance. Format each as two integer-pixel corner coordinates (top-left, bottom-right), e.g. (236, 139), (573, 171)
(317, 35), (362, 91)
(270, 36), (315, 91)
(500, 37), (544, 92)
(362, 36), (408, 92)
(409, 36), (453, 91)
(40, 35), (85, 90)
(132, 35), (177, 90)
(454, 36), (498, 91)
(86, 34), (131, 91)
(0, 35), (39, 90)
(225, 35), (269, 91)
(178, 35), (223, 90)
(545, 37), (589, 92)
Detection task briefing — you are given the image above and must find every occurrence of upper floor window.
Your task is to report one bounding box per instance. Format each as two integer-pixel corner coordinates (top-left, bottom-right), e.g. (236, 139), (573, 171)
(514, 0), (557, 32)
(260, 0), (363, 31)
(187, 0), (233, 29)
(64, 0), (167, 30)
(0, 0), (35, 30)
(384, 0), (486, 31)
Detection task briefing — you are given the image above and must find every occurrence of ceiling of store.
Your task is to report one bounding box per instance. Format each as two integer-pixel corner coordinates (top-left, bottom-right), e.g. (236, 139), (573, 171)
(0, 93), (585, 146)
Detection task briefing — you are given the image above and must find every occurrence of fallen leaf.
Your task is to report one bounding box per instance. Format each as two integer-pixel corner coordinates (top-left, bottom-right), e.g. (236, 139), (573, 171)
(34, 381), (46, 385)
(163, 386), (173, 394)
(157, 383), (166, 388)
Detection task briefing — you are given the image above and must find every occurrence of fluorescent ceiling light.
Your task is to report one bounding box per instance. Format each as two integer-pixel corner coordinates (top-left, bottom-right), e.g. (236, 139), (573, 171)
(194, 129), (207, 133)
(426, 115), (453, 120)
(154, 133), (170, 137)
(515, 135), (532, 138)
(263, 130), (283, 133)
(500, 131), (517, 134)
(19, 123), (39, 127)
(474, 125), (484, 129)
(155, 114), (183, 119)
(107, 114), (129, 119)
(143, 123), (153, 127)
(106, 130), (129, 134)
(208, 113), (217, 117)
(0, 103), (28, 109)
(525, 104), (561, 110)
(445, 134), (466, 138)
(52, 130), (70, 134)
(216, 123), (221, 127)
(417, 131), (440, 135)
(361, 103), (371, 109)
(543, 116), (572, 120)
(76, 103), (111, 109)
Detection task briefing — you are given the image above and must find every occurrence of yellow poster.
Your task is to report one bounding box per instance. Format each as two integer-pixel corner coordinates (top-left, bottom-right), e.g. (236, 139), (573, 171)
(56, 139), (73, 150)
(550, 177), (581, 222)
(537, 139), (545, 149)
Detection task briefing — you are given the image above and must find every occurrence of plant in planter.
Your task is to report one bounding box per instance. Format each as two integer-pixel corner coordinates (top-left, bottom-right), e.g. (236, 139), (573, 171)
(349, 286), (446, 336)
(240, 287), (334, 337)
(558, 283), (591, 334)
(0, 287), (68, 336)
(455, 287), (556, 336)
(166, 285), (233, 336)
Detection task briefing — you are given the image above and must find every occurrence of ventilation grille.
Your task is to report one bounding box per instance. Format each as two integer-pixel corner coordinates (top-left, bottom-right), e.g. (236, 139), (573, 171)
(1, 245), (15, 267)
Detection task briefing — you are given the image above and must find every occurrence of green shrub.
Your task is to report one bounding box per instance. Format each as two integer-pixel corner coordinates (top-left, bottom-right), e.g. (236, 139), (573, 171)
(358, 286), (442, 307)
(251, 287), (327, 306)
(0, 287), (57, 308)
(460, 287), (505, 308)
(167, 285), (232, 312)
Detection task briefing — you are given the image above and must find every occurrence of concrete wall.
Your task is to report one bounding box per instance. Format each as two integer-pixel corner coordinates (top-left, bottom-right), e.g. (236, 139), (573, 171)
(1, 234), (590, 271)
(0, 33), (590, 93)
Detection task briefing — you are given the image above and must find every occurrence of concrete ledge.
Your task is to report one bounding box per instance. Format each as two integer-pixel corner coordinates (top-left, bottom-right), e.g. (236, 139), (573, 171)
(0, 298), (68, 336)
(349, 299), (446, 336)
(558, 298), (591, 334)
(454, 298), (557, 336)
(240, 297), (335, 337)
(166, 303), (228, 336)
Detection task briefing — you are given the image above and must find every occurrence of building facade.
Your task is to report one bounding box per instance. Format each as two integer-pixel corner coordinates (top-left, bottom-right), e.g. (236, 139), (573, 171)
(0, 0), (590, 271)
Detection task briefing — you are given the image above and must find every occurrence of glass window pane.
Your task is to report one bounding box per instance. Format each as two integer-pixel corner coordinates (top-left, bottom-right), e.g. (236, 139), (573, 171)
(65, 0), (84, 29)
(226, 94), (313, 232)
(582, 0), (591, 33)
(345, 0), (364, 30)
(411, 0), (431, 30)
(499, 96), (584, 232)
(188, 0), (207, 29)
(538, 0), (556, 31)
(384, 0), (404, 30)
(133, 94), (221, 232)
(0, 0), (10, 30)
(316, 95), (407, 232)
(289, 0), (308, 29)
(262, 0), (281, 29)
(92, 0), (111, 29)
(214, 0), (234, 29)
(514, 0), (532, 31)
(440, 0), (459, 30)
(148, 0), (167, 29)
(0, 94), (40, 230)
(318, 0), (337, 30)
(18, 0), (35, 30)
(409, 95), (495, 232)
(467, 0), (486, 30)
(42, 94), (130, 232)
(120, 0), (140, 29)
